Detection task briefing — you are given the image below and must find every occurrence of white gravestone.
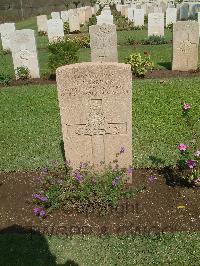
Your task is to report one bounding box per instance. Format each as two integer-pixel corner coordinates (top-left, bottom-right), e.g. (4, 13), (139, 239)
(51, 12), (60, 19)
(47, 19), (64, 43)
(69, 14), (80, 33)
(61, 11), (69, 22)
(0, 23), (15, 51)
(10, 29), (40, 79)
(134, 9), (144, 27)
(37, 15), (48, 33)
(148, 13), (164, 37)
(166, 8), (177, 27)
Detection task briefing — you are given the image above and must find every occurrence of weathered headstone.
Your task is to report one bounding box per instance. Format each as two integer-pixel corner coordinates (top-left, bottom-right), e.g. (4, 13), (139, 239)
(148, 13), (164, 36)
(56, 62), (132, 171)
(128, 8), (134, 21)
(37, 15), (48, 33)
(97, 14), (113, 25)
(198, 12), (200, 35)
(89, 24), (118, 62)
(180, 3), (189, 20)
(51, 12), (60, 19)
(47, 19), (64, 43)
(154, 6), (162, 13)
(0, 23), (15, 51)
(134, 9), (144, 27)
(69, 14), (80, 33)
(172, 21), (199, 71)
(61, 11), (69, 22)
(166, 8), (177, 27)
(10, 29), (40, 79)
(77, 8), (86, 25)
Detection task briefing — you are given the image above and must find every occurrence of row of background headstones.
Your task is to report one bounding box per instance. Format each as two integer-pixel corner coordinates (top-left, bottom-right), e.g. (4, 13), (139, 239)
(0, 5), (99, 79)
(0, 2), (200, 79)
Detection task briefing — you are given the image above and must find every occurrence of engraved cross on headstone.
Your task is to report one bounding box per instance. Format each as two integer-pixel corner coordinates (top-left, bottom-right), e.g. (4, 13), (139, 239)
(177, 33), (198, 66)
(69, 99), (127, 164)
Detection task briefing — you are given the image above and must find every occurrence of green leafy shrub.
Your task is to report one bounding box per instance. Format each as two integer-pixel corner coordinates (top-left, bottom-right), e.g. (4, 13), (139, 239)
(142, 35), (168, 45)
(88, 15), (97, 26)
(166, 23), (173, 30)
(133, 25), (144, 30)
(125, 52), (154, 78)
(48, 38), (79, 74)
(64, 22), (70, 34)
(16, 66), (30, 80)
(71, 35), (90, 48)
(38, 31), (47, 36)
(32, 149), (142, 217)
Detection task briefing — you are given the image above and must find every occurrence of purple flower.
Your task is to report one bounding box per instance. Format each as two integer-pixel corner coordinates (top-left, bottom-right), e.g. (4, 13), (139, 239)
(127, 167), (133, 175)
(33, 194), (48, 202)
(148, 176), (157, 183)
(178, 143), (187, 151)
(195, 150), (200, 157)
(112, 176), (120, 187)
(33, 207), (40, 215)
(74, 171), (82, 182)
(120, 147), (125, 154)
(39, 210), (46, 217)
(186, 160), (196, 169)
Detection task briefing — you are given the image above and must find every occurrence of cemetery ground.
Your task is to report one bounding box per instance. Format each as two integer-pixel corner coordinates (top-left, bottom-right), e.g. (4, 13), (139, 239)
(1, 17), (200, 265)
(1, 77), (200, 263)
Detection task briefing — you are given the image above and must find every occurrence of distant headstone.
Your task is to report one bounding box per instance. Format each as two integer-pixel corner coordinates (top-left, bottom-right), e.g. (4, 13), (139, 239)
(47, 19), (64, 43)
(128, 8), (134, 21)
(166, 8), (177, 27)
(78, 8), (86, 25)
(97, 14), (113, 25)
(51, 12), (60, 19)
(172, 21), (199, 71)
(154, 6), (162, 13)
(56, 62), (132, 172)
(61, 11), (69, 22)
(89, 24), (118, 62)
(0, 23), (15, 51)
(69, 14), (80, 33)
(180, 3), (189, 20)
(134, 9), (144, 27)
(198, 12), (200, 34)
(10, 29), (40, 79)
(37, 15), (48, 33)
(148, 13), (164, 36)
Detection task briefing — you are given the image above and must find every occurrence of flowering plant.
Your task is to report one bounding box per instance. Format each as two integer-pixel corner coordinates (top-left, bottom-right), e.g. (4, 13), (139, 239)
(177, 102), (200, 185)
(32, 148), (142, 217)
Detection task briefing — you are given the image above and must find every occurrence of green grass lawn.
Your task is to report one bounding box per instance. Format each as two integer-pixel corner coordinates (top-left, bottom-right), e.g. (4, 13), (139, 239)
(1, 78), (200, 171)
(1, 232), (200, 265)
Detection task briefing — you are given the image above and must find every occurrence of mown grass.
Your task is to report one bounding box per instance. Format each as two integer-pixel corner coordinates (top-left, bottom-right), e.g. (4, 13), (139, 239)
(1, 78), (200, 171)
(1, 232), (200, 265)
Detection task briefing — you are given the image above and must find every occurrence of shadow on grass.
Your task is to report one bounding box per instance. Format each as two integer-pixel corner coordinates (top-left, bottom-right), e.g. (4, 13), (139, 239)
(149, 156), (190, 188)
(0, 225), (78, 266)
(157, 62), (172, 70)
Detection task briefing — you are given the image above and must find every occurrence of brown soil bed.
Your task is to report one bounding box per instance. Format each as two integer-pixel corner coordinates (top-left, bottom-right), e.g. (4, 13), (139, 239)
(1, 169), (200, 237)
(1, 70), (200, 89)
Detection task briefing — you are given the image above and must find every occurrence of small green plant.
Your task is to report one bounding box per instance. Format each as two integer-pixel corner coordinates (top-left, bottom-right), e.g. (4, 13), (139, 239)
(48, 38), (79, 74)
(16, 66), (30, 80)
(87, 15), (97, 27)
(125, 52), (154, 78)
(38, 31), (47, 36)
(166, 23), (173, 30)
(64, 22), (70, 34)
(127, 36), (140, 45)
(32, 148), (141, 217)
(133, 25), (144, 30)
(71, 35), (90, 48)
(142, 35), (167, 45)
